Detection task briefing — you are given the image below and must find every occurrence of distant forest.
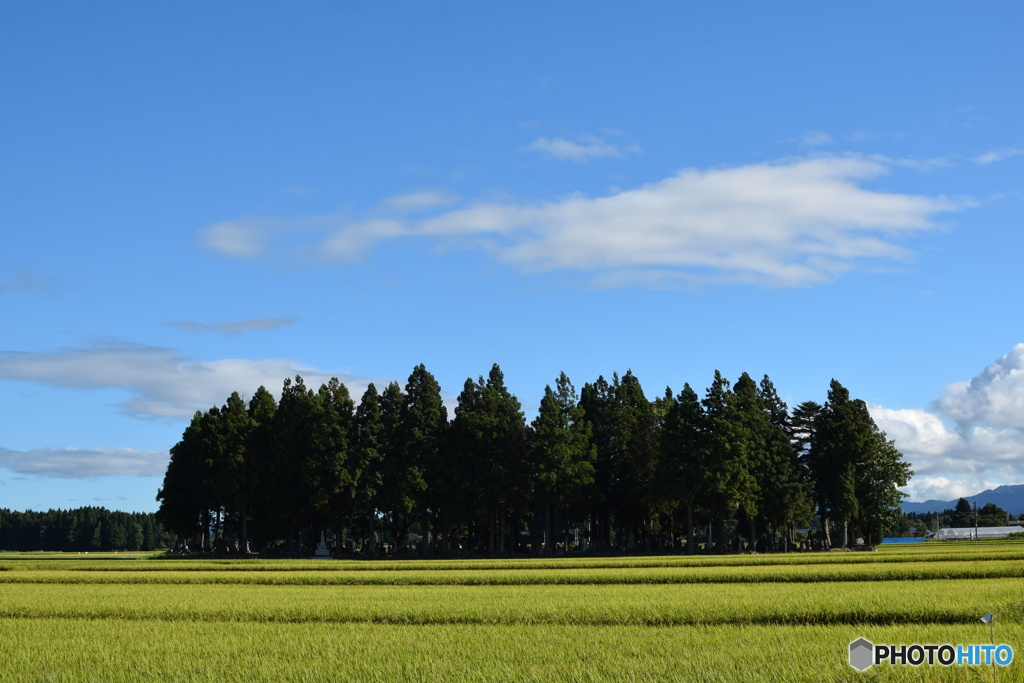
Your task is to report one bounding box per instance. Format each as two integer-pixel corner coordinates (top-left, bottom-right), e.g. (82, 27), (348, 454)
(896, 499), (1017, 536)
(0, 507), (176, 552)
(157, 363), (911, 556)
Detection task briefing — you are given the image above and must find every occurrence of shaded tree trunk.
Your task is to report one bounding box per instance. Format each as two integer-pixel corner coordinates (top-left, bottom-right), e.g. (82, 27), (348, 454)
(366, 516), (376, 556)
(686, 500), (695, 555)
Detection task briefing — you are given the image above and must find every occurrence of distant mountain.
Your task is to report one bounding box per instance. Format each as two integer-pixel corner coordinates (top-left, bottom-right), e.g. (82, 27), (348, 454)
(901, 484), (1024, 516)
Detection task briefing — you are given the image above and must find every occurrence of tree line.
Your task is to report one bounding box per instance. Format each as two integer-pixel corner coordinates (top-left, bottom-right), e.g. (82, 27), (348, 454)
(0, 507), (175, 552)
(157, 363), (912, 555)
(896, 499), (1016, 537)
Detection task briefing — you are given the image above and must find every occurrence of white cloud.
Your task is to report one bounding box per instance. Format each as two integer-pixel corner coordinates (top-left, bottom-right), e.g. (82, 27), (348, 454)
(0, 345), (370, 420)
(166, 317), (299, 335)
(868, 154), (955, 172)
(380, 190), (459, 213)
(870, 406), (963, 457)
(870, 344), (1024, 501)
(525, 134), (640, 162)
(199, 211), (410, 264)
(797, 131), (834, 148)
(319, 219), (408, 263)
(198, 218), (275, 258)
(973, 147), (1024, 165)
(900, 476), (1004, 504)
(420, 156), (962, 286)
(0, 447), (167, 478)
(199, 155), (967, 288)
(936, 344), (1024, 431)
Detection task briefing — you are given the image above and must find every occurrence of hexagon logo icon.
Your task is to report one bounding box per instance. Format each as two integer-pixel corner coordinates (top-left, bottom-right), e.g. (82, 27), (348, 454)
(849, 638), (874, 671)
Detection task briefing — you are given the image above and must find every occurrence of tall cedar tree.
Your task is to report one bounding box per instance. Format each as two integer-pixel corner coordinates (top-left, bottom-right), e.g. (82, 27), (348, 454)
(757, 376), (813, 550)
(213, 392), (253, 550)
(658, 383), (707, 553)
(809, 380), (867, 548)
(316, 378), (355, 545)
(612, 371), (660, 550)
(156, 410), (206, 548)
(579, 376), (617, 551)
(851, 404), (912, 543)
(245, 386), (277, 550)
(789, 400), (822, 472)
(271, 376), (319, 552)
(728, 373), (772, 550)
(399, 364), (448, 555)
(450, 364), (529, 554)
(702, 371), (758, 553)
(352, 383), (386, 554)
(377, 381), (416, 548)
(531, 372), (596, 554)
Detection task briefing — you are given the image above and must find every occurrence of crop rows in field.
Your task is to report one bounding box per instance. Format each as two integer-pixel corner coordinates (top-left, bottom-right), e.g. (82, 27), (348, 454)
(2, 558), (1024, 586)
(3, 539), (1023, 571)
(1, 577), (1022, 627)
(1, 543), (1022, 681)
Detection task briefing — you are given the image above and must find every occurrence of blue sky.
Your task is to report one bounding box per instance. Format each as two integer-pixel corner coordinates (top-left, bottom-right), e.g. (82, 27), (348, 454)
(2, 2), (1023, 512)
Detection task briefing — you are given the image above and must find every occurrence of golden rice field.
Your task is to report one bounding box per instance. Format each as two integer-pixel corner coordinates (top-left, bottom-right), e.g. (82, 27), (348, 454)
(1, 541), (1022, 681)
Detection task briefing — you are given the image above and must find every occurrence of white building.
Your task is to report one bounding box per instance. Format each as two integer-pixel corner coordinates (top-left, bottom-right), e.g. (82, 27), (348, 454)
(931, 526), (1021, 540)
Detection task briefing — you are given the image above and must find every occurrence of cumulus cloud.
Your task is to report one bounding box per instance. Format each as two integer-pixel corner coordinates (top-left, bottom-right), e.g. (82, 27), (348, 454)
(936, 344), (1024, 431)
(0, 447), (168, 478)
(166, 317), (299, 336)
(870, 344), (1024, 501)
(899, 476), (1005, 504)
(525, 134), (640, 162)
(0, 344), (370, 420)
(973, 147), (1024, 165)
(198, 155), (967, 288)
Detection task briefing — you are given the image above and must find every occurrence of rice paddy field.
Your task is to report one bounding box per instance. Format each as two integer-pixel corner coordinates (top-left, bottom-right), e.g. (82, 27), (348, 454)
(1, 541), (1022, 681)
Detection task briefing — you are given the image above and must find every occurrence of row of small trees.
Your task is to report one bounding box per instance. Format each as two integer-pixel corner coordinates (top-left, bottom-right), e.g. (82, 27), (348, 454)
(156, 363), (912, 555)
(0, 507), (175, 552)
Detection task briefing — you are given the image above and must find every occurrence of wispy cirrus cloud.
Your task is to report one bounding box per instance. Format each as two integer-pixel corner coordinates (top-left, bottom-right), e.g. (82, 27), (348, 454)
(871, 343), (1024, 502)
(0, 344), (369, 420)
(165, 317), (299, 336)
(973, 147), (1024, 165)
(199, 155), (969, 288)
(380, 189), (459, 214)
(198, 218), (277, 258)
(792, 130), (834, 149)
(0, 270), (63, 295)
(0, 446), (168, 478)
(525, 133), (641, 162)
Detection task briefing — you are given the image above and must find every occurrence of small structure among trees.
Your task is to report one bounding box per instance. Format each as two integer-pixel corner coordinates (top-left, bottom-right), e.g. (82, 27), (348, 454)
(933, 526), (1021, 540)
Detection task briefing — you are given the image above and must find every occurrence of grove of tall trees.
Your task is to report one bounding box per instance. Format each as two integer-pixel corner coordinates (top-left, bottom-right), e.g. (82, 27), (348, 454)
(156, 364), (912, 555)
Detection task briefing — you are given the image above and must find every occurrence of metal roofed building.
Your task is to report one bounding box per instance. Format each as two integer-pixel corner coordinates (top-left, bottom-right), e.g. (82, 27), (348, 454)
(931, 526), (1021, 540)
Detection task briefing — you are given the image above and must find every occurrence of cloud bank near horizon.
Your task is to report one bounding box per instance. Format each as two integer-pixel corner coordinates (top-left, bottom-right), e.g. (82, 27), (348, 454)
(0, 345), (369, 421)
(0, 447), (168, 478)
